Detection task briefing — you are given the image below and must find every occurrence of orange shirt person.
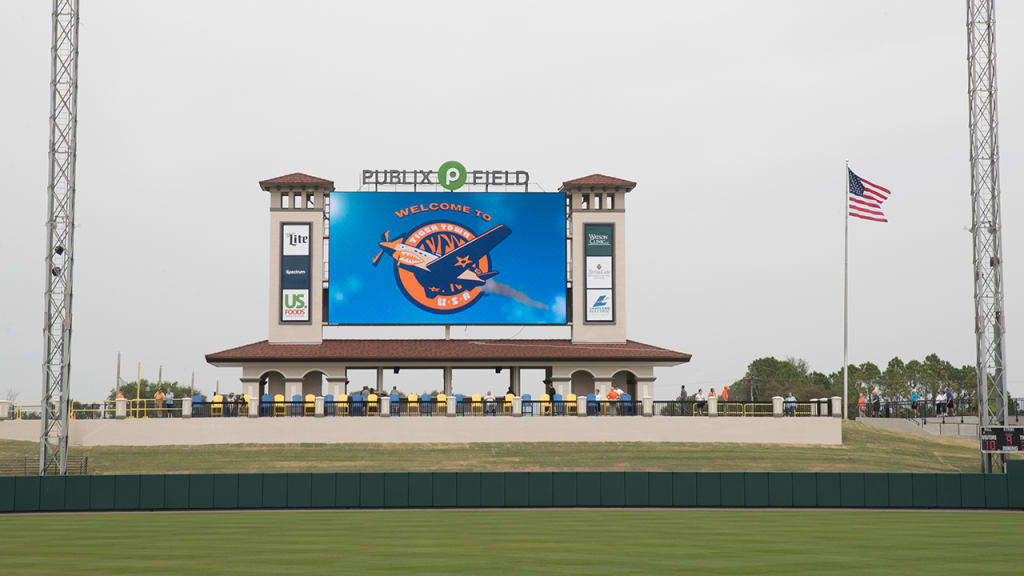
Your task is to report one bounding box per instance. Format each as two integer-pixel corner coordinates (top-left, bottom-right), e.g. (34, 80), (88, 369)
(722, 386), (729, 402)
(606, 388), (620, 401)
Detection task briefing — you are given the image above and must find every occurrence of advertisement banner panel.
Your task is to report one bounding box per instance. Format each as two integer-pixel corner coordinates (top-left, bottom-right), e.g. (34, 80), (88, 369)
(328, 192), (567, 325)
(281, 223), (311, 322)
(583, 223), (614, 322)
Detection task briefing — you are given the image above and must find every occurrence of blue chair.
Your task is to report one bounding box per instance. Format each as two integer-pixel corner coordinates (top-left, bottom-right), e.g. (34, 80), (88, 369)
(351, 396), (364, 416)
(260, 394), (272, 417)
(192, 395), (205, 417)
(522, 394), (533, 416)
(586, 394), (599, 416)
(324, 394), (335, 416)
(553, 394), (565, 416)
(455, 394), (465, 416)
(290, 394), (302, 416)
(421, 396), (433, 417)
(621, 394), (634, 415)
(390, 393), (401, 416)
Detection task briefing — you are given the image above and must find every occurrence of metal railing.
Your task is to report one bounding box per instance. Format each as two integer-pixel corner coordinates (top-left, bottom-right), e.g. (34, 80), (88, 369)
(0, 456), (88, 476)
(652, 400), (822, 417)
(850, 397), (1023, 423)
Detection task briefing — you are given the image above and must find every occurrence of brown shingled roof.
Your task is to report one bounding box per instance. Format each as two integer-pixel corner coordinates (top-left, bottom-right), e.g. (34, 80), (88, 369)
(259, 172), (334, 189)
(559, 174), (636, 191)
(206, 339), (690, 364)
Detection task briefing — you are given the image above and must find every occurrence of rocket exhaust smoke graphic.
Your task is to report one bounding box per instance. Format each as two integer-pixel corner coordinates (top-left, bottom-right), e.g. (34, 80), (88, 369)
(481, 279), (549, 310)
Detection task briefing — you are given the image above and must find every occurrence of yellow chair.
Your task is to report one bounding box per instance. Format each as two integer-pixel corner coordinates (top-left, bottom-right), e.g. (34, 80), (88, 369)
(567, 393), (578, 415)
(367, 394), (379, 415)
(503, 394), (514, 415)
(211, 394), (224, 417)
(471, 394), (483, 415)
(273, 393), (285, 417)
(408, 393), (419, 416)
(243, 394), (253, 416)
(304, 393), (316, 416)
(435, 393), (447, 415)
(540, 394), (552, 416)
(337, 393), (349, 416)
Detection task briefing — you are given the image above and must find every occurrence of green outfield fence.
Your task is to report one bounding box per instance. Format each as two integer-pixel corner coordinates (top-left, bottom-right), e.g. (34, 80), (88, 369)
(1, 462), (1022, 513)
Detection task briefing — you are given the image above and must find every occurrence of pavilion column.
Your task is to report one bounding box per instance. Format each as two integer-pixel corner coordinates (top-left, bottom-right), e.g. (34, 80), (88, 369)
(595, 378), (612, 398)
(376, 368), (384, 394)
(443, 367), (453, 396)
(509, 367), (521, 396)
(240, 377), (259, 403)
(327, 376), (348, 398)
(285, 378), (302, 400)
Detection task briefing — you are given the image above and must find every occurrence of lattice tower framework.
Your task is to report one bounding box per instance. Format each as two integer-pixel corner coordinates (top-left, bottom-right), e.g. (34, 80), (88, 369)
(967, 0), (1008, 474)
(40, 0), (80, 476)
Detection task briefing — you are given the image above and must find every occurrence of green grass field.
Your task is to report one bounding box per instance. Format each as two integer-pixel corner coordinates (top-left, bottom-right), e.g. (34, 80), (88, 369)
(0, 422), (984, 474)
(0, 509), (1020, 575)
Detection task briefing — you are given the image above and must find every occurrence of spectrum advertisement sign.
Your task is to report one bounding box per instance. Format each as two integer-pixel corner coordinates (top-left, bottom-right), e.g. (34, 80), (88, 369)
(328, 192), (567, 325)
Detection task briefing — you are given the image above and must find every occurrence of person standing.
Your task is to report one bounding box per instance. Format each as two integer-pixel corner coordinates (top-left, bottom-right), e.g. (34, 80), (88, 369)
(694, 389), (706, 416)
(784, 392), (797, 416)
(165, 389), (175, 418)
(679, 385), (688, 416)
(153, 388), (165, 418)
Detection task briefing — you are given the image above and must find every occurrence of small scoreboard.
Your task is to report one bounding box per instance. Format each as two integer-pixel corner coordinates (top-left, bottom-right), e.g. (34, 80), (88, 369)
(980, 426), (1024, 454)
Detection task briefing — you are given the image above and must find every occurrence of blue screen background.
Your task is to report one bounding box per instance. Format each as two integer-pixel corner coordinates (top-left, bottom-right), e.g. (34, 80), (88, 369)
(328, 192), (567, 324)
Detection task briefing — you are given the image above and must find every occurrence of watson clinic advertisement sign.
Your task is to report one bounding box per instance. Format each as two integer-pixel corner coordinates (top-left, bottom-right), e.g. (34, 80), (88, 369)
(328, 192), (567, 325)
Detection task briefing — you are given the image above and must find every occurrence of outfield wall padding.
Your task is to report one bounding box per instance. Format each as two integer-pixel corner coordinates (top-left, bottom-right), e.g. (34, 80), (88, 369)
(1, 464), (1022, 513)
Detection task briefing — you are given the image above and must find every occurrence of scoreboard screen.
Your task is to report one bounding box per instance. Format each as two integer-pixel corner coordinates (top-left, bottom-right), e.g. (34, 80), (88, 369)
(980, 427), (1024, 454)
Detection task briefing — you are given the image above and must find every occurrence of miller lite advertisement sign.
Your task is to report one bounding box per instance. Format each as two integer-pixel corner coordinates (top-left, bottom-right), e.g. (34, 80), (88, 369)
(281, 223), (311, 322)
(328, 192), (566, 325)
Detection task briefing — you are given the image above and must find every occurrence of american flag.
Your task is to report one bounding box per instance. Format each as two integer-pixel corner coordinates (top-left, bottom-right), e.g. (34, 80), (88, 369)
(848, 169), (891, 222)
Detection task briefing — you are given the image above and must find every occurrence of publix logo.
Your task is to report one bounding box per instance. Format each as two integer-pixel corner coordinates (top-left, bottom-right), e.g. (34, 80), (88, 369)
(438, 160), (467, 191)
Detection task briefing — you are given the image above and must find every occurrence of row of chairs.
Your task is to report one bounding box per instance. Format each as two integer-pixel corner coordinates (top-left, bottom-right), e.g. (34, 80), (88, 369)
(192, 394), (252, 417)
(248, 392), (637, 417)
(518, 393), (635, 416)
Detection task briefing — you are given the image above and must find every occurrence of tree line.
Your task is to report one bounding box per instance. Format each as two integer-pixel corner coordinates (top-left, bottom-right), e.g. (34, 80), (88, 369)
(725, 355), (977, 402)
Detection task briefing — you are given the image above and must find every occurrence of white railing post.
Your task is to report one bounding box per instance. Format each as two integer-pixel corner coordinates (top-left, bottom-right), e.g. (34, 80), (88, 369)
(772, 396), (783, 417)
(315, 396), (325, 417)
(708, 395), (718, 417)
(380, 396), (390, 417)
(0, 400), (10, 421)
(182, 397), (193, 418)
(115, 398), (127, 419)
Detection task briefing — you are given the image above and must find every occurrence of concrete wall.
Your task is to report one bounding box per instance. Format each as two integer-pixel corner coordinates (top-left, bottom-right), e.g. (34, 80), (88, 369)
(0, 417), (841, 446)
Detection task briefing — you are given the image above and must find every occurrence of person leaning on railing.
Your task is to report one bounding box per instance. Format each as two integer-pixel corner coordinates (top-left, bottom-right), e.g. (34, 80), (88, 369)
(784, 392), (796, 417)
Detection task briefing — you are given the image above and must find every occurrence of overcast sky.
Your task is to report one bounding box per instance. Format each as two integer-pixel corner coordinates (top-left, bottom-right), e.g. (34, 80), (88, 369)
(1, 1), (1022, 403)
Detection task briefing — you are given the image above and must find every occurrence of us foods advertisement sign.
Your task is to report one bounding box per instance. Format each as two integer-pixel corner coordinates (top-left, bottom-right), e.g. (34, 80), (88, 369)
(328, 192), (566, 324)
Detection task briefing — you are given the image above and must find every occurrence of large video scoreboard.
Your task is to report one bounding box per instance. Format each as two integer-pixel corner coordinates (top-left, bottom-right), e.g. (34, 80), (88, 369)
(980, 426), (1024, 454)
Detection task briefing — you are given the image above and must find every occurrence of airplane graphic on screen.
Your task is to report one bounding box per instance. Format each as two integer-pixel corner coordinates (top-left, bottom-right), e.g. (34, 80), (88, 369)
(372, 224), (511, 287)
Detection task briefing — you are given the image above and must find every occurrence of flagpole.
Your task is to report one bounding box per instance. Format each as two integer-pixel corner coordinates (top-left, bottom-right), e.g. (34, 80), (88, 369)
(843, 161), (849, 420)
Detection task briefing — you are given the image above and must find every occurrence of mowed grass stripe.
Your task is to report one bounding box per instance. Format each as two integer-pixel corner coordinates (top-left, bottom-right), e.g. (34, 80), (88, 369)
(0, 423), (982, 474)
(0, 510), (1021, 575)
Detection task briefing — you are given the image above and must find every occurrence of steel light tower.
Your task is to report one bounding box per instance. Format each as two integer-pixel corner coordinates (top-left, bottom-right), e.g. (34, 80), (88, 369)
(967, 0), (1008, 474)
(40, 0), (80, 476)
